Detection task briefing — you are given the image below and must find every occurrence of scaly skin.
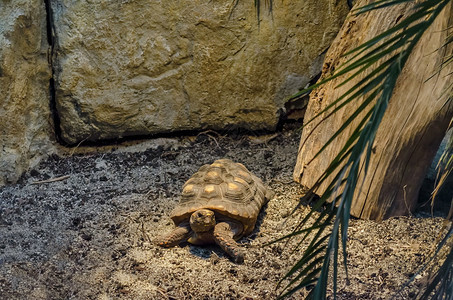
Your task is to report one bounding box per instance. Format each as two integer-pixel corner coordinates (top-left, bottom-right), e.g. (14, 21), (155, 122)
(156, 225), (191, 248)
(157, 212), (246, 263)
(213, 222), (245, 263)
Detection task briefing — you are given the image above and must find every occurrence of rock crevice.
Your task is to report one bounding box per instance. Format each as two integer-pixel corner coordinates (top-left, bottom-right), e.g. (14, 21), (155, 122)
(45, 0), (61, 142)
(0, 1), (349, 184)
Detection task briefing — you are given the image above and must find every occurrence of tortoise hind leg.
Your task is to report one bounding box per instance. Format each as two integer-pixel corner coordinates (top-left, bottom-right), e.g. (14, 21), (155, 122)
(213, 222), (245, 263)
(156, 224), (191, 248)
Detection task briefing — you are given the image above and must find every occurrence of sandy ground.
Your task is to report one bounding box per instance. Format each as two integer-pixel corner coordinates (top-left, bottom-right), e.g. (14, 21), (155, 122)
(0, 123), (450, 299)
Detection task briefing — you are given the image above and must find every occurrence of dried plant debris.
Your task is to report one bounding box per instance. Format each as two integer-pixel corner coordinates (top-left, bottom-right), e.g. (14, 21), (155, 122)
(0, 123), (449, 299)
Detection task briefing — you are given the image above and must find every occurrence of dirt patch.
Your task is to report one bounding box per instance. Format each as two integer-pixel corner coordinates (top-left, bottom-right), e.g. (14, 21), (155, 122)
(0, 123), (449, 299)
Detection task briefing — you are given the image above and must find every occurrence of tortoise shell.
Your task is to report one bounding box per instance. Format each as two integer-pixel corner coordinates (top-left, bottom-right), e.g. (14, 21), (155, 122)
(170, 159), (272, 236)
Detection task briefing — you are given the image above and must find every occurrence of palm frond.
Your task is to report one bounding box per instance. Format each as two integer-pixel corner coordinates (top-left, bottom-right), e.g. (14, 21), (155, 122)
(418, 26), (453, 298)
(417, 225), (453, 299)
(276, 0), (452, 298)
(390, 224), (452, 299)
(431, 120), (453, 215)
(417, 120), (453, 300)
(229, 0), (272, 24)
(253, 0), (273, 26)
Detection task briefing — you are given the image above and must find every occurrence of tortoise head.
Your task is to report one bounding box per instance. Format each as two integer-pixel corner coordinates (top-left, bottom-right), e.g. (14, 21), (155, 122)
(189, 209), (216, 233)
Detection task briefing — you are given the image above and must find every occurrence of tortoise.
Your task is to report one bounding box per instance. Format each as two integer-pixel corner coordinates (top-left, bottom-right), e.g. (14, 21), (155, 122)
(156, 158), (273, 263)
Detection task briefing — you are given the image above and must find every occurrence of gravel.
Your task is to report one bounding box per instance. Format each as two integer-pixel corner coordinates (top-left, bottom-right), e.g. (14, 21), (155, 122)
(0, 123), (449, 299)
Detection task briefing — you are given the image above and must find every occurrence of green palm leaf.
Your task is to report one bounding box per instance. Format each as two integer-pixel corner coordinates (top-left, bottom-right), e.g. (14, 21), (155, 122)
(418, 226), (453, 299)
(432, 123), (453, 216)
(275, 0), (452, 299)
(230, 0), (451, 298)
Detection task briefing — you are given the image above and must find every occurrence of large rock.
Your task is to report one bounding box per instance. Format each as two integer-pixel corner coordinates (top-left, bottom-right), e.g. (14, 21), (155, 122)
(50, 0), (349, 144)
(0, 1), (54, 185)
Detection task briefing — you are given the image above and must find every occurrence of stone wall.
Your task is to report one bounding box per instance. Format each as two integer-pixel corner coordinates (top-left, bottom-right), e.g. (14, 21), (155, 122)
(0, 1), (54, 185)
(49, 0), (349, 144)
(0, 1), (349, 184)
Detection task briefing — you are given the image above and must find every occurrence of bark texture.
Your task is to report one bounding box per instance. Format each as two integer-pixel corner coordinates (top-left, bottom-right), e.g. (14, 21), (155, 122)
(293, 0), (453, 220)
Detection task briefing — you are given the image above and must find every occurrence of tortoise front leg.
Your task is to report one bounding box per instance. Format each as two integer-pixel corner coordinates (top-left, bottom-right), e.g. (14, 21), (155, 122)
(156, 224), (191, 248)
(213, 222), (245, 263)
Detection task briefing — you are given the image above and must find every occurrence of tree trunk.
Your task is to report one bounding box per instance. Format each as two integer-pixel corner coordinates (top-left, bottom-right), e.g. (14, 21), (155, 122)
(293, 0), (453, 221)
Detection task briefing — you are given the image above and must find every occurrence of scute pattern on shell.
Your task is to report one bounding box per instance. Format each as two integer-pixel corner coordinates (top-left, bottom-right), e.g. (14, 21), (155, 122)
(171, 159), (271, 236)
